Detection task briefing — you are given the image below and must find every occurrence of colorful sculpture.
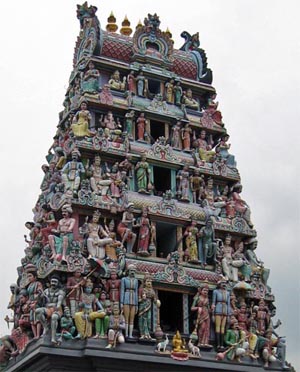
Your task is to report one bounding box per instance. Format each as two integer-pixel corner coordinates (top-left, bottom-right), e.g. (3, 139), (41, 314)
(120, 264), (139, 338)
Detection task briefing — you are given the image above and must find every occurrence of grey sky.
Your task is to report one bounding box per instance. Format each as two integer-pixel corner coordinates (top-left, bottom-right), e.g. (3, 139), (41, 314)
(0, 0), (299, 368)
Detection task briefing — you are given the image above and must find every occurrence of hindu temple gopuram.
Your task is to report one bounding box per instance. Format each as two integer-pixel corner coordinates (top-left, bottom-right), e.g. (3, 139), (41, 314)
(0, 3), (293, 371)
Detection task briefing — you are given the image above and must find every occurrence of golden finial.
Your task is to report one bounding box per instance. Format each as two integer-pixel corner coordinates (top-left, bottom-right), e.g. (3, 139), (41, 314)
(136, 19), (143, 30)
(165, 27), (172, 38)
(106, 11), (118, 32)
(120, 15), (132, 36)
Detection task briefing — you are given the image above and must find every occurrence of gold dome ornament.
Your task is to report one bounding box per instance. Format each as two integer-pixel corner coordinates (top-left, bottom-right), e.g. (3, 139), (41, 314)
(106, 11), (118, 32)
(135, 19), (143, 30)
(120, 15), (132, 36)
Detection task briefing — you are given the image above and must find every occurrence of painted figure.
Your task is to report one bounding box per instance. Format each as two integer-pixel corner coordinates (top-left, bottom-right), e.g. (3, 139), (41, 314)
(117, 203), (137, 254)
(136, 207), (151, 256)
(211, 279), (231, 350)
(35, 276), (65, 344)
(74, 279), (106, 339)
(198, 218), (217, 266)
(176, 164), (190, 202)
(120, 264), (139, 338)
(61, 149), (85, 197)
(106, 303), (126, 348)
(191, 284), (211, 347)
(108, 70), (126, 91)
(184, 220), (199, 263)
(181, 123), (192, 151)
(71, 101), (92, 137)
(48, 204), (75, 262)
(136, 112), (147, 141)
(81, 61), (100, 94)
(135, 154), (152, 193)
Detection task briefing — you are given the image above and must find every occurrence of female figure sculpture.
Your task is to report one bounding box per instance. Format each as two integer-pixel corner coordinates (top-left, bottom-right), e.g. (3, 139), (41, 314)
(71, 101), (92, 138)
(191, 284), (211, 347)
(135, 154), (152, 194)
(81, 61), (100, 94)
(138, 274), (160, 340)
(176, 164), (190, 202)
(136, 112), (147, 141)
(136, 207), (151, 256)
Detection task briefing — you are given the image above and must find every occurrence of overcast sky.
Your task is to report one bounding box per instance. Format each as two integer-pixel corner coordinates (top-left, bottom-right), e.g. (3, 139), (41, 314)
(0, 0), (299, 368)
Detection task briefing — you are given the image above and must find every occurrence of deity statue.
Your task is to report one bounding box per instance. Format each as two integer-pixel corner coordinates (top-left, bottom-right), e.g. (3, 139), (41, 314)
(88, 155), (111, 197)
(194, 130), (215, 162)
(108, 70), (126, 91)
(184, 220), (199, 263)
(35, 276), (65, 344)
(74, 279), (106, 339)
(81, 61), (100, 94)
(120, 264), (139, 338)
(55, 306), (75, 342)
(136, 207), (151, 256)
(66, 268), (86, 318)
(172, 330), (188, 352)
(48, 204), (76, 262)
(211, 279), (231, 350)
(61, 149), (85, 197)
(93, 291), (111, 338)
(181, 123), (192, 151)
(124, 110), (135, 139)
(197, 217), (217, 266)
(80, 210), (113, 259)
(136, 71), (147, 97)
(191, 284), (212, 347)
(170, 121), (182, 149)
(138, 273), (160, 340)
(136, 112), (147, 141)
(105, 269), (121, 304)
(245, 238), (270, 286)
(223, 319), (248, 362)
(182, 88), (199, 110)
(135, 154), (152, 194)
(228, 183), (253, 228)
(24, 264), (43, 339)
(190, 168), (205, 204)
(221, 234), (244, 282)
(232, 241), (251, 281)
(127, 70), (136, 94)
(71, 101), (92, 138)
(39, 204), (57, 246)
(119, 154), (133, 189)
(106, 303), (126, 348)
(100, 111), (122, 141)
(176, 164), (190, 202)
(173, 81), (183, 106)
(215, 133), (236, 167)
(164, 79), (175, 103)
(117, 203), (137, 253)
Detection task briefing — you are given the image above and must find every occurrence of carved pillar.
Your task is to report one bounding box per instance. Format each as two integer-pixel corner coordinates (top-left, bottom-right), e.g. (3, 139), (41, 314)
(164, 122), (169, 141)
(176, 226), (183, 263)
(182, 293), (189, 334)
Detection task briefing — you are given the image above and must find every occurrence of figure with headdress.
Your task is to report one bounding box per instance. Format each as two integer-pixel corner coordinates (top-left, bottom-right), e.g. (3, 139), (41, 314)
(81, 61), (100, 94)
(117, 203), (137, 253)
(211, 279), (231, 350)
(61, 148), (85, 197)
(71, 101), (92, 137)
(24, 264), (43, 339)
(74, 279), (106, 339)
(81, 210), (113, 259)
(191, 283), (212, 347)
(120, 264), (139, 338)
(135, 153), (152, 194)
(48, 204), (76, 262)
(35, 276), (65, 344)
